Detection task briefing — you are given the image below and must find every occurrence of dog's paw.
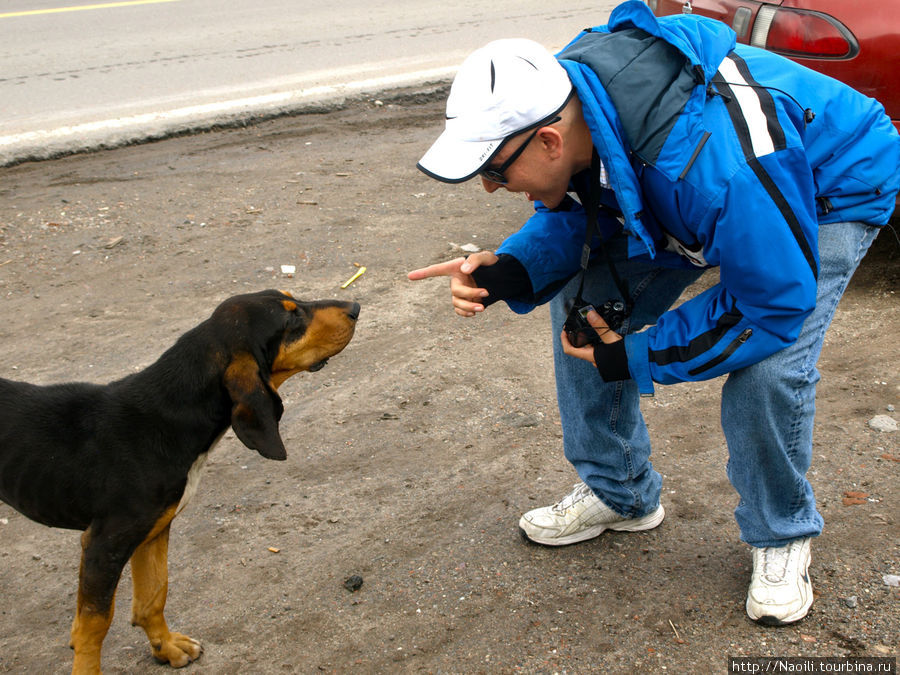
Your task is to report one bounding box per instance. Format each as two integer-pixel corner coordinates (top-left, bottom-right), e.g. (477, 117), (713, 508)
(150, 632), (203, 668)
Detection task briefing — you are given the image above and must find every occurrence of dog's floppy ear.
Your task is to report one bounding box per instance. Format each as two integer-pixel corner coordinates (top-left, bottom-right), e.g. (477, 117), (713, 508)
(224, 354), (287, 460)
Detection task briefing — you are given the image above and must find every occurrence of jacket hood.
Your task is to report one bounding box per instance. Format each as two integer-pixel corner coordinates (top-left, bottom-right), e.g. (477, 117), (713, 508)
(556, 1), (737, 256)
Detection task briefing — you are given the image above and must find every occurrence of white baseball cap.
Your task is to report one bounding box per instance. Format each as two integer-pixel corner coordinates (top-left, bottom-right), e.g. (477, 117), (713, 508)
(417, 38), (573, 183)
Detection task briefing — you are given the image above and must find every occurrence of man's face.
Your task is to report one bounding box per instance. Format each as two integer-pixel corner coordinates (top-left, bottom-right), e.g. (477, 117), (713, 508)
(479, 125), (572, 209)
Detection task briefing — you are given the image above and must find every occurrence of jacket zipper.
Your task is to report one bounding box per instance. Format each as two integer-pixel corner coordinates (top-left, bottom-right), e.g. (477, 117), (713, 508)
(679, 131), (711, 180)
(688, 328), (752, 376)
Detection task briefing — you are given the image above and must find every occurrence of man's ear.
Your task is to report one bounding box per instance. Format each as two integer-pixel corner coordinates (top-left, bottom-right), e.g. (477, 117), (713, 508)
(538, 126), (564, 159)
(224, 354), (287, 460)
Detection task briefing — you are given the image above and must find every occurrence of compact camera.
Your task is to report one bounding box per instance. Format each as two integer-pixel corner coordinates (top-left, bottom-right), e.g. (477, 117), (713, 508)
(564, 299), (628, 348)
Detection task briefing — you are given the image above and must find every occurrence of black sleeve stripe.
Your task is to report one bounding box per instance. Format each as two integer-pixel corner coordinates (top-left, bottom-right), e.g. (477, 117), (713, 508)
(747, 156), (818, 279)
(711, 74), (754, 158)
(649, 308), (743, 366)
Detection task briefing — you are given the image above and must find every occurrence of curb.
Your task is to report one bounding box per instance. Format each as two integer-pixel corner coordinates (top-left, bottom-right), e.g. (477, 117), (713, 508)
(0, 69), (454, 168)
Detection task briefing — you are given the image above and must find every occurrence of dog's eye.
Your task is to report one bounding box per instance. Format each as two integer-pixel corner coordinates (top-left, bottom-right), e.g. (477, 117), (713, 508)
(284, 310), (309, 333)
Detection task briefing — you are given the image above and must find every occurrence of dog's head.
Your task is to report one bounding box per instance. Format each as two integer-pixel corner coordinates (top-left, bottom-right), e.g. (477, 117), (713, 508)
(213, 290), (359, 461)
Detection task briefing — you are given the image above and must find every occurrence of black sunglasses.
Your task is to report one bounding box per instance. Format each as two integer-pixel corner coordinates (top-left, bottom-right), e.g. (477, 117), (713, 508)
(480, 116), (562, 185)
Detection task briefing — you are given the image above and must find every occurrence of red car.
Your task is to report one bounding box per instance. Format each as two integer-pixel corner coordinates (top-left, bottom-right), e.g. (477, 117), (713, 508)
(646, 0), (899, 135)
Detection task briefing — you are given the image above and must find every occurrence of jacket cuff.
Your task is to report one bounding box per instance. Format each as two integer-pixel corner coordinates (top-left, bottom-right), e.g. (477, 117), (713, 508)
(470, 254), (532, 307)
(625, 331), (655, 396)
(593, 339), (630, 382)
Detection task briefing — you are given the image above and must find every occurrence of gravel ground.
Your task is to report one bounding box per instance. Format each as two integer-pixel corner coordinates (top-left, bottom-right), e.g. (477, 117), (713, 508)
(0, 89), (897, 673)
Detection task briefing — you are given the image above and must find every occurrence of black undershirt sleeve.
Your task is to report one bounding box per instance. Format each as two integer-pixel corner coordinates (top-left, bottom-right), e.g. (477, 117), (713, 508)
(593, 339), (630, 381)
(470, 253), (532, 307)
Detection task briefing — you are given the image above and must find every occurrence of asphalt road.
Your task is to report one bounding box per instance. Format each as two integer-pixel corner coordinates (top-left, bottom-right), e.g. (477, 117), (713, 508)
(0, 0), (618, 165)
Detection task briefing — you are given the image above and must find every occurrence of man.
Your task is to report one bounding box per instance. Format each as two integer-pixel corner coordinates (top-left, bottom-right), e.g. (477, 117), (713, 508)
(408, 0), (899, 625)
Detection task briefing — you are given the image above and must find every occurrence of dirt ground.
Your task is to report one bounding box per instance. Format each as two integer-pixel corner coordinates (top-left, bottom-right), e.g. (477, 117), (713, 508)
(0, 88), (897, 674)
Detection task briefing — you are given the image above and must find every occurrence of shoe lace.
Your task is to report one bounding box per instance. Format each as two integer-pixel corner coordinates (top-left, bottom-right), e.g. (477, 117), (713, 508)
(759, 544), (793, 583)
(552, 482), (593, 513)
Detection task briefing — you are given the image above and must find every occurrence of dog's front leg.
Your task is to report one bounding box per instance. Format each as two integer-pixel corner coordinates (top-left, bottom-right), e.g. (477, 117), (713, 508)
(130, 519), (202, 668)
(70, 526), (129, 674)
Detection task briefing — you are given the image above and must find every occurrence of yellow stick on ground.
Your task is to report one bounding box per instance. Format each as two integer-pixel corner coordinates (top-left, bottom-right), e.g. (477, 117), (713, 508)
(340, 266), (366, 288)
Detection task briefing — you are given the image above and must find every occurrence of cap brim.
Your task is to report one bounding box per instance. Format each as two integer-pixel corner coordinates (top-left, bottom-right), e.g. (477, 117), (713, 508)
(416, 131), (502, 184)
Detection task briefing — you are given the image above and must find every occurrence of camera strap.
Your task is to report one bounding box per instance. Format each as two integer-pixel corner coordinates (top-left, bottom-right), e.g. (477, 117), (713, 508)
(573, 150), (631, 311)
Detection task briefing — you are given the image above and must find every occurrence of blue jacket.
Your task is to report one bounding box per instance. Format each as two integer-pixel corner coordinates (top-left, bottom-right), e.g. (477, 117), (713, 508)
(494, 1), (900, 394)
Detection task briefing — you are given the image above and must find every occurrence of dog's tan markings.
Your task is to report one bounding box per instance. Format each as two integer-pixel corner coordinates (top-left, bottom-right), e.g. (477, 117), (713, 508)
(70, 611), (111, 674)
(70, 591), (112, 672)
(270, 306), (356, 386)
(281, 299), (298, 312)
(225, 353), (259, 393)
(70, 529), (118, 674)
(269, 370), (294, 390)
(130, 507), (202, 668)
(225, 353), (266, 421)
(141, 504), (178, 544)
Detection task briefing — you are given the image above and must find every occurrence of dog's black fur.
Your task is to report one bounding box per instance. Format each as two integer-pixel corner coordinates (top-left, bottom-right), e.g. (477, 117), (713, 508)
(0, 290), (358, 674)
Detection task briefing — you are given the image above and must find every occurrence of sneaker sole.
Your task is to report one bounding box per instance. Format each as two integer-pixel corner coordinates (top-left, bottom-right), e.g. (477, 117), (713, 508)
(746, 583), (814, 626)
(746, 596), (813, 626)
(750, 611), (810, 627)
(519, 505), (665, 547)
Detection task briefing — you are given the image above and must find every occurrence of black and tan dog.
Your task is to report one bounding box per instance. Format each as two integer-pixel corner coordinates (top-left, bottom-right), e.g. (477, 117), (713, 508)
(0, 290), (358, 674)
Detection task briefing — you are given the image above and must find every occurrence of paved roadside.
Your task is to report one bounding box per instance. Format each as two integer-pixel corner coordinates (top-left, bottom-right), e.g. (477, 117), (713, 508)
(0, 0), (618, 167)
(0, 68), (453, 168)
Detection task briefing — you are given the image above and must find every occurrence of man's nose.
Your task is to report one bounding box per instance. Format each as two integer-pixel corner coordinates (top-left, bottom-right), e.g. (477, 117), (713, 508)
(481, 176), (502, 193)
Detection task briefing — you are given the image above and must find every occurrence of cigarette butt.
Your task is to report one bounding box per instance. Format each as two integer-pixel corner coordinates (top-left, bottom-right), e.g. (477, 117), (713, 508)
(268, 547), (280, 554)
(340, 266), (366, 289)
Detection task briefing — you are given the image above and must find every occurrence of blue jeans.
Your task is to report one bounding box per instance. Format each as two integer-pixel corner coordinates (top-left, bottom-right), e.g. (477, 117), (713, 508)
(549, 221), (880, 547)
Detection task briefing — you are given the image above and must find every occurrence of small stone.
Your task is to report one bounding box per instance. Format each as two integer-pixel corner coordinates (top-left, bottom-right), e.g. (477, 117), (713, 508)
(343, 575), (364, 592)
(843, 596), (858, 609)
(499, 412), (542, 428)
(882, 574), (900, 587)
(868, 415), (897, 432)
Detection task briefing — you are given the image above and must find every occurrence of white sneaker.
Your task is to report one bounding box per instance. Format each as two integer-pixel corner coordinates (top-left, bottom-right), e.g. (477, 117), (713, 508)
(518, 482), (665, 546)
(746, 537), (813, 625)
